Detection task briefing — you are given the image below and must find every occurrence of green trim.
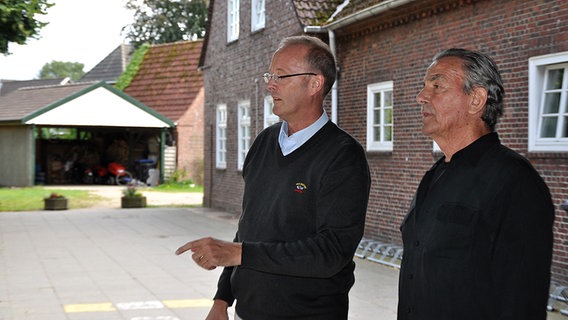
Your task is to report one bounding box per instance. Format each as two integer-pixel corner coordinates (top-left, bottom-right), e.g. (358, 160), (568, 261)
(22, 81), (175, 128)
(29, 125), (36, 186)
(160, 128), (166, 183)
(21, 83), (101, 123)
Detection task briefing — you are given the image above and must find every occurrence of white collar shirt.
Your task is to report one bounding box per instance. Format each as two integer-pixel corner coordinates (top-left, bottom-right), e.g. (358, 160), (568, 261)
(278, 111), (329, 156)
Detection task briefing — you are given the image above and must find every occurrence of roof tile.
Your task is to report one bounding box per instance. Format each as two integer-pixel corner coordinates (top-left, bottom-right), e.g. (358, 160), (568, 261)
(0, 78), (70, 96)
(0, 83), (92, 122)
(79, 44), (135, 83)
(292, 0), (346, 26)
(124, 40), (203, 122)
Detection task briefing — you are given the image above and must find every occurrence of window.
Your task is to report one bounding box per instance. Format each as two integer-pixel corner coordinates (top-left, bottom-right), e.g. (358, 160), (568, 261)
(238, 101), (251, 170)
(216, 104), (227, 169)
(367, 81), (394, 151)
(529, 52), (568, 152)
(227, 0), (239, 42)
(264, 95), (279, 128)
(251, 0), (265, 32)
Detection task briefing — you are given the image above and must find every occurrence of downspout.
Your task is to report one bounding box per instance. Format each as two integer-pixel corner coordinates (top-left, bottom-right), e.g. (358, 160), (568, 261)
(160, 128), (166, 183)
(255, 77), (259, 133)
(328, 30), (338, 124)
(31, 124), (36, 186)
(206, 124), (213, 208)
(303, 26), (338, 124)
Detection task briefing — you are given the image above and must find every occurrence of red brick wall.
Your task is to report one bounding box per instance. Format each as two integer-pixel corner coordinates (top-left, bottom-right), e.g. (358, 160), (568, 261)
(176, 88), (205, 185)
(334, 0), (568, 282)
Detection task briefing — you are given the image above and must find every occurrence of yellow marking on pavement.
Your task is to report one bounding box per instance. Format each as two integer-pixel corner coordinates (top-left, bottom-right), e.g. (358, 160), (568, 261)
(163, 299), (213, 308)
(64, 302), (116, 313)
(64, 299), (212, 314)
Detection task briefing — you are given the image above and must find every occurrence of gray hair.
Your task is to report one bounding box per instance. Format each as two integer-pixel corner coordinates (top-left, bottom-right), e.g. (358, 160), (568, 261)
(433, 48), (504, 131)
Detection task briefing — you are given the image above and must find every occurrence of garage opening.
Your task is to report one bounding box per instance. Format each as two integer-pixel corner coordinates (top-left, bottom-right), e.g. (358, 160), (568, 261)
(34, 126), (171, 186)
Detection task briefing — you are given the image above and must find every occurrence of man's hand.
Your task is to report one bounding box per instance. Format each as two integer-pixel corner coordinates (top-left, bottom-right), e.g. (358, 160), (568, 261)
(205, 299), (230, 320)
(175, 237), (242, 270)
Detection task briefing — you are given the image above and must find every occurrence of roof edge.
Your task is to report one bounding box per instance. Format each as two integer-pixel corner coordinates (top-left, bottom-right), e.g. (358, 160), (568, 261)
(22, 82), (176, 128)
(325, 0), (418, 30)
(198, 0), (215, 69)
(21, 82), (107, 123)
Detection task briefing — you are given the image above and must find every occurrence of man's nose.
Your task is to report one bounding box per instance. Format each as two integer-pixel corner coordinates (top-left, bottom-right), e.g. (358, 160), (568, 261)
(266, 79), (276, 92)
(416, 88), (427, 104)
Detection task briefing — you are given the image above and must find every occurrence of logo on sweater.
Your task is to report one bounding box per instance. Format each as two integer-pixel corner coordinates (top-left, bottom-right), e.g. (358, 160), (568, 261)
(295, 182), (307, 194)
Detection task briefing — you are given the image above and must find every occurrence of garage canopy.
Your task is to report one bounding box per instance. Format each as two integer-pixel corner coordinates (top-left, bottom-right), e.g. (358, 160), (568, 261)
(0, 81), (174, 128)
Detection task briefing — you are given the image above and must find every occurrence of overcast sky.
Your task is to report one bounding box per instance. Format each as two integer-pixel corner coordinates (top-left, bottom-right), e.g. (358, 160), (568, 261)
(0, 0), (134, 80)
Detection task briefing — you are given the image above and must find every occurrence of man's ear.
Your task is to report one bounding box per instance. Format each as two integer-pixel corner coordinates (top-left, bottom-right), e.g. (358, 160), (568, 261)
(469, 87), (488, 115)
(309, 75), (324, 95)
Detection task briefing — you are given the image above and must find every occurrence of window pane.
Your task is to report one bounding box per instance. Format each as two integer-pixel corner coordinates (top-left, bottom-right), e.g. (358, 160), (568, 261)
(540, 117), (558, 138)
(384, 125), (392, 141)
(385, 108), (393, 125)
(374, 110), (380, 125)
(546, 69), (564, 90)
(373, 126), (380, 141)
(374, 92), (381, 108)
(543, 92), (561, 114)
(384, 91), (393, 106)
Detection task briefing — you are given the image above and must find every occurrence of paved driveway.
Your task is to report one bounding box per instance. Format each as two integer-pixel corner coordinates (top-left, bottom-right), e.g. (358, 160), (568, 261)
(1, 199), (563, 319)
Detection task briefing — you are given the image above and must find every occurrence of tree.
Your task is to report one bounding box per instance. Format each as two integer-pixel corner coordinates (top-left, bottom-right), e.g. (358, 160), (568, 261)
(0, 0), (53, 54)
(38, 61), (85, 82)
(124, 0), (208, 48)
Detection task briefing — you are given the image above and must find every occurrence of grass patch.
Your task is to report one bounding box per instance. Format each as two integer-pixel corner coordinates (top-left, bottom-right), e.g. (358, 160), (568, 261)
(0, 183), (204, 212)
(0, 187), (103, 212)
(149, 182), (203, 193)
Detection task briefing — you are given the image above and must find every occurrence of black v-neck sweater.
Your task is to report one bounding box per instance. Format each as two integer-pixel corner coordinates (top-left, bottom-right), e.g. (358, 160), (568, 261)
(214, 121), (371, 320)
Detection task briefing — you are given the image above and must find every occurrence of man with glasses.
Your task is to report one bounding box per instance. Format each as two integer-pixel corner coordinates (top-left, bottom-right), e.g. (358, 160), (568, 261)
(176, 35), (370, 320)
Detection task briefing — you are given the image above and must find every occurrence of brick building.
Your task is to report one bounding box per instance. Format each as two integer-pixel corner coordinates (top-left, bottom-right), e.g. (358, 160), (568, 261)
(199, 0), (568, 284)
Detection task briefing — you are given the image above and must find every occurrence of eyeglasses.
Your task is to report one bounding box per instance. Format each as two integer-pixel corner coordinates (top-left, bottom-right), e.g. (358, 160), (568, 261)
(263, 72), (317, 84)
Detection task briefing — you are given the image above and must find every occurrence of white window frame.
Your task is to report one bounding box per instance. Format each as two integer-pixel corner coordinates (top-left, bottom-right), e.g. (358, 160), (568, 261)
(263, 95), (279, 128)
(216, 104), (227, 169)
(237, 100), (251, 170)
(227, 0), (240, 42)
(251, 0), (265, 32)
(529, 51), (568, 152)
(367, 81), (394, 151)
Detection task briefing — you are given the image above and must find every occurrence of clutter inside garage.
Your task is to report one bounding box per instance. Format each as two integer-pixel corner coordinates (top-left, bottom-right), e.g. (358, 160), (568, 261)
(34, 126), (170, 186)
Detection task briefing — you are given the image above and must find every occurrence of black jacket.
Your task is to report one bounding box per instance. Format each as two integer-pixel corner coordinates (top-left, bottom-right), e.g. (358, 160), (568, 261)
(398, 133), (554, 320)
